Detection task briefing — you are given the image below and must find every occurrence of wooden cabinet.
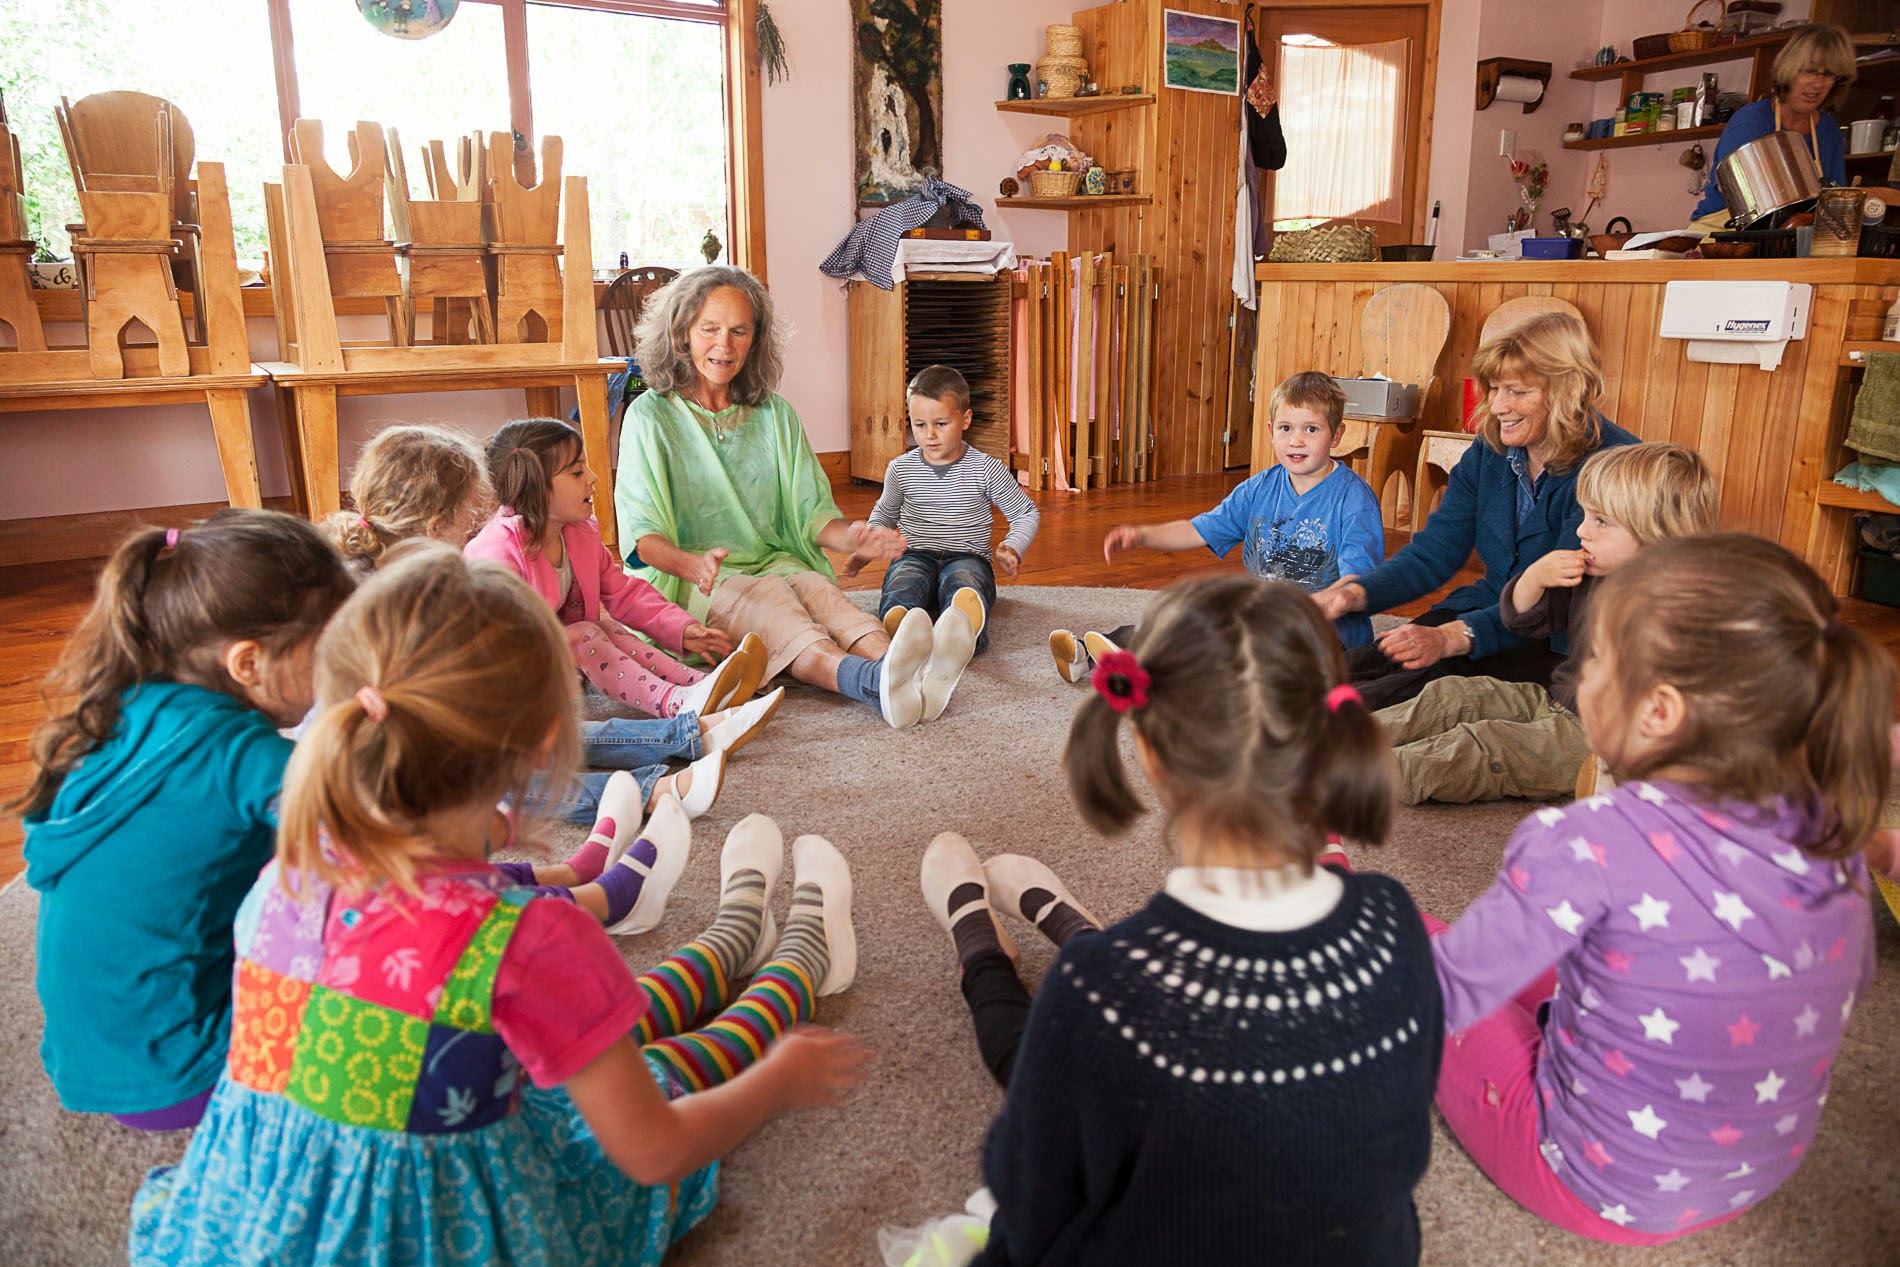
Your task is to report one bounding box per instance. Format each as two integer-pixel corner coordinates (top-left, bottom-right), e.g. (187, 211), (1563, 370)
(847, 271), (1013, 482)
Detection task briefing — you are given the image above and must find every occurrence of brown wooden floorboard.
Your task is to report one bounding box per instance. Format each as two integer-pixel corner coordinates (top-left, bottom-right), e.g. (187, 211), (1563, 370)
(5, 471), (1899, 889)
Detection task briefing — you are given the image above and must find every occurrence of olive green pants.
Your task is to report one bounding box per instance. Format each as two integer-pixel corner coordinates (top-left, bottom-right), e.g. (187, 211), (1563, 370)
(1377, 676), (1589, 805)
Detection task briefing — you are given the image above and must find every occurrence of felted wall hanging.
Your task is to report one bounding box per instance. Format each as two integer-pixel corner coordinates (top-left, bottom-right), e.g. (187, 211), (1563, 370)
(853, 0), (943, 207)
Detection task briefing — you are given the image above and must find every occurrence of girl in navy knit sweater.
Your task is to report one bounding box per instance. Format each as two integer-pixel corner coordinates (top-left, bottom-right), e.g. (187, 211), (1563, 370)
(920, 574), (1443, 1266)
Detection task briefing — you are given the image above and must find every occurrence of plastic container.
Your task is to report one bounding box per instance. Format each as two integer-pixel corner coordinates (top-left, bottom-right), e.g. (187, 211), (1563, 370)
(1860, 549), (1900, 608)
(1520, 236), (1584, 259)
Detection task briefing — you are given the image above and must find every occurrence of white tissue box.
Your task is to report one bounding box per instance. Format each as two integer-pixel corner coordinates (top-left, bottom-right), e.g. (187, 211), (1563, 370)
(1331, 377), (1420, 419)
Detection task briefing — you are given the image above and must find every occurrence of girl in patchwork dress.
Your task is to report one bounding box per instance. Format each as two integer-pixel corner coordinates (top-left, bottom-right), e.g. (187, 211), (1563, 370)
(131, 543), (867, 1267)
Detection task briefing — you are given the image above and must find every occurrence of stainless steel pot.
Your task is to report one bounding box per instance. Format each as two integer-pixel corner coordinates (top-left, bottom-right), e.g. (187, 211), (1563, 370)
(1714, 130), (1821, 228)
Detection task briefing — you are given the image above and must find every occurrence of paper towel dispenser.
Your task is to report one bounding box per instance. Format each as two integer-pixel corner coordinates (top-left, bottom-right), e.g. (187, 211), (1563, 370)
(1658, 280), (1811, 371)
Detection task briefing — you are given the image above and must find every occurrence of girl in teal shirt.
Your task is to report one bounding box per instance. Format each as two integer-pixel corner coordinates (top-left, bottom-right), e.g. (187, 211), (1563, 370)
(17, 509), (354, 1129)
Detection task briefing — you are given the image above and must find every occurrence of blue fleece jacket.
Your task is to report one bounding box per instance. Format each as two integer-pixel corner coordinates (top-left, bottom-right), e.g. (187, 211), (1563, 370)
(1355, 420), (1638, 659)
(24, 682), (289, 1114)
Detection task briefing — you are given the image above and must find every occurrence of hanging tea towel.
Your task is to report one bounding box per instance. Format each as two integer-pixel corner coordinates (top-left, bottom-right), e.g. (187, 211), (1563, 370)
(1847, 350), (1900, 464)
(820, 175), (988, 290)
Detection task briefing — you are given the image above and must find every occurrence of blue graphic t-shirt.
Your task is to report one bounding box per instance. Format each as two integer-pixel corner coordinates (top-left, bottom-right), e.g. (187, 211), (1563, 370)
(1191, 462), (1384, 647)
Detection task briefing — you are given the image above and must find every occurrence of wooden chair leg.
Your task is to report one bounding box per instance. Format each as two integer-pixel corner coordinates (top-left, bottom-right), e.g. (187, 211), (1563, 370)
(575, 373), (616, 552)
(1367, 424), (1425, 531)
(294, 385), (342, 518)
(86, 255), (189, 379)
(203, 386), (263, 508)
(273, 383), (310, 518)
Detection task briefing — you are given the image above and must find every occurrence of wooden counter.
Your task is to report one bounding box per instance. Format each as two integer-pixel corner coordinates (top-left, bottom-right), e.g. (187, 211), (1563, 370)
(1252, 259), (1900, 594)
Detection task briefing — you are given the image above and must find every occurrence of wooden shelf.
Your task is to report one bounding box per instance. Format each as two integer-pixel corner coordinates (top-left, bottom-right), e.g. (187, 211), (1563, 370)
(997, 194), (1152, 209)
(1816, 483), (1900, 512)
(995, 94), (1155, 117)
(1841, 340), (1900, 366)
(1847, 148), (1899, 162)
(1569, 32), (1791, 82)
(1564, 124), (1725, 151)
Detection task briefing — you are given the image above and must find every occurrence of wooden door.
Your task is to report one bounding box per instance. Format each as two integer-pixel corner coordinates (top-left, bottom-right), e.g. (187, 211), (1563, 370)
(1256, 3), (1437, 249)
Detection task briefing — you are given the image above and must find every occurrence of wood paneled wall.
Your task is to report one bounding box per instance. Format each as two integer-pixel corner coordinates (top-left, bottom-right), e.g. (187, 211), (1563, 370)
(1070, 0), (1239, 480)
(1251, 261), (1900, 593)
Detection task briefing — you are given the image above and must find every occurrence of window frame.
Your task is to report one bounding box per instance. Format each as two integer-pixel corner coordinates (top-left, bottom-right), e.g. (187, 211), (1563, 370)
(262, 0), (767, 279)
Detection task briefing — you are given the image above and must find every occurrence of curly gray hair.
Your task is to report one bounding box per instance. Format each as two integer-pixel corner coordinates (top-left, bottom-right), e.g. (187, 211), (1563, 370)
(632, 266), (786, 407)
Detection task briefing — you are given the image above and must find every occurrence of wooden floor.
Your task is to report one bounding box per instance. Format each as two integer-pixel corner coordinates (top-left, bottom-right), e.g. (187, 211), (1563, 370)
(6, 470), (1900, 889)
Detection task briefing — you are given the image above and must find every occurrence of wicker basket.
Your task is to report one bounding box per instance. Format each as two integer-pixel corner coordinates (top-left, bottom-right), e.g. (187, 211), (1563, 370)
(1266, 224), (1377, 263)
(1047, 23), (1083, 58)
(1668, 0), (1723, 52)
(1030, 168), (1084, 198)
(1037, 55), (1088, 98)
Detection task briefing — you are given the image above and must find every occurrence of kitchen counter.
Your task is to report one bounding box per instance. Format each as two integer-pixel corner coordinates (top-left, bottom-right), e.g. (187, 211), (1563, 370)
(1251, 258), (1900, 594)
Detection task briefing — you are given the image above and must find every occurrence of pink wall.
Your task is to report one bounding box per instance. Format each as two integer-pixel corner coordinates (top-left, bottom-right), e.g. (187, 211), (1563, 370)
(1, 0), (1079, 521)
(762, 0), (1086, 455)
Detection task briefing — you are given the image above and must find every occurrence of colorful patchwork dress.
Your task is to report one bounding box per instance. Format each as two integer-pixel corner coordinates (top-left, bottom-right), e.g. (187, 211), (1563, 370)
(129, 861), (718, 1266)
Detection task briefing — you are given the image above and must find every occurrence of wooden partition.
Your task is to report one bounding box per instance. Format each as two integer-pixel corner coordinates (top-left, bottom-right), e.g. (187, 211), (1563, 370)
(1252, 259), (1900, 594)
(1017, 252), (1156, 491)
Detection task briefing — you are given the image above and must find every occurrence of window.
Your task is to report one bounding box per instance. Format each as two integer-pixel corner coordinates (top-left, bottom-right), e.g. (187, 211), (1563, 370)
(0, 0), (279, 258)
(0, 0), (758, 271)
(1273, 36), (1409, 225)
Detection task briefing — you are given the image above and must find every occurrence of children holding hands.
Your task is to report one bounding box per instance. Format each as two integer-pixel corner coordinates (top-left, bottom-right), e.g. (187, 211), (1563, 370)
(1051, 372), (1381, 681)
(130, 543), (868, 1266)
(1379, 442), (1716, 804)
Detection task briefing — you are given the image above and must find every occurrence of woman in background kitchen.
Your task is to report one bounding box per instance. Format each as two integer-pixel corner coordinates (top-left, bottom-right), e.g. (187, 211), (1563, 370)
(1692, 22), (1855, 221)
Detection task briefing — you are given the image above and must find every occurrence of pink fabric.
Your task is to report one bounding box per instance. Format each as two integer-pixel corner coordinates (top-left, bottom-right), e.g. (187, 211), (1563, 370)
(466, 510), (694, 653)
(491, 890), (650, 1089)
(1421, 910), (1743, 1246)
(565, 620), (703, 717)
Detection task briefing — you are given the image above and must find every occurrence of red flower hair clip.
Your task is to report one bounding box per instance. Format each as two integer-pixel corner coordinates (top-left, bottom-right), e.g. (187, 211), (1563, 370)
(1091, 649), (1151, 713)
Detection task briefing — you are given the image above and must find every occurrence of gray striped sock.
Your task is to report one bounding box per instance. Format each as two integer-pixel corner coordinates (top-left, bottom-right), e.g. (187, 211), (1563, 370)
(768, 881), (831, 987)
(696, 869), (767, 983)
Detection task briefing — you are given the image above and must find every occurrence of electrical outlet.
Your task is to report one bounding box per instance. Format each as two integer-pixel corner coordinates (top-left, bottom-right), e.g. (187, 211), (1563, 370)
(1499, 129), (1516, 156)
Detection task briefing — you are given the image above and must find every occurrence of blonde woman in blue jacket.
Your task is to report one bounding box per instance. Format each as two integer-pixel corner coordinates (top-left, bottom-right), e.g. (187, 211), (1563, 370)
(1313, 311), (1637, 709)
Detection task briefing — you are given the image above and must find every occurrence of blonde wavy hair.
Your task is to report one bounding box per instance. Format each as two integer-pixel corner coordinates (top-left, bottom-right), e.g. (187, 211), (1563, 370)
(321, 425), (493, 570)
(1471, 311), (1606, 473)
(278, 541), (579, 898)
(1575, 442), (1718, 546)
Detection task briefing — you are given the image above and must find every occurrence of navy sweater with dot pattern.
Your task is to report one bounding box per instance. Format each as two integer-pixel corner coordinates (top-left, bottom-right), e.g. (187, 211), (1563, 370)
(973, 873), (1442, 1267)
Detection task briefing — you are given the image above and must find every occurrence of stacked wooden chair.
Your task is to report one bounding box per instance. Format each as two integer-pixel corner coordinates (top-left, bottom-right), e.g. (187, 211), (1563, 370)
(399, 130), (494, 345)
(0, 93), (46, 353)
(486, 133), (565, 344)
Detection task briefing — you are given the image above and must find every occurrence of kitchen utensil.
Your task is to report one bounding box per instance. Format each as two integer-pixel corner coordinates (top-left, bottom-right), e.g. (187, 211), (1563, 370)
(1588, 215), (1634, 256)
(1713, 130), (1821, 228)
(1425, 200), (1441, 247)
(1852, 119), (1886, 155)
(1811, 187), (1868, 256)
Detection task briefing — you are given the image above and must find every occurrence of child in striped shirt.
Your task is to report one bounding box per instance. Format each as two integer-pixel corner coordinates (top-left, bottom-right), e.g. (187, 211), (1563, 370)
(848, 365), (1040, 717)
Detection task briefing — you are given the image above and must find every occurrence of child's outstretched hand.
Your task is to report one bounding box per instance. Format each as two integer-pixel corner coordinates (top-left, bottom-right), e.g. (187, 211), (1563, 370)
(684, 547), (729, 597)
(1102, 524), (1146, 562)
(683, 621), (734, 661)
(845, 520), (907, 562)
(995, 544), (1022, 577)
(763, 1026), (871, 1108)
(1525, 548), (1590, 591)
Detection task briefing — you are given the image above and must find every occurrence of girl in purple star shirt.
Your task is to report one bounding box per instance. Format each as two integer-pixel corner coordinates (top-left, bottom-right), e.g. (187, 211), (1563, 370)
(1426, 533), (1888, 1243)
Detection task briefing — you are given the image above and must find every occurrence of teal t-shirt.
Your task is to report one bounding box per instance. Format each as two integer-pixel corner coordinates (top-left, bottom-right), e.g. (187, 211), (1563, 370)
(24, 682), (289, 1114)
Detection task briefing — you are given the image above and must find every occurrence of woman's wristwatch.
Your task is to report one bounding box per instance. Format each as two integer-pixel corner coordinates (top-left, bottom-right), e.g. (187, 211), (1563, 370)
(1447, 621), (1475, 655)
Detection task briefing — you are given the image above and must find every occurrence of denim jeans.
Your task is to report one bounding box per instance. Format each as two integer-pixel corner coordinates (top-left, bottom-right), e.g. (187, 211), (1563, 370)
(522, 715), (700, 825)
(878, 550), (997, 654)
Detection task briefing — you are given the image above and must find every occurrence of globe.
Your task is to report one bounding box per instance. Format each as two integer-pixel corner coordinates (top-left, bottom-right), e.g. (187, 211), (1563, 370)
(357, 0), (459, 40)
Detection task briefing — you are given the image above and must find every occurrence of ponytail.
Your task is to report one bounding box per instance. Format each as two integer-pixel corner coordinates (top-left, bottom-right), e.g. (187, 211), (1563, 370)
(278, 692), (431, 898)
(13, 511), (353, 818)
(1064, 691), (1147, 835)
(485, 417), (581, 548)
(1305, 688), (1396, 848)
(1804, 621), (1894, 860)
(320, 511), (389, 572)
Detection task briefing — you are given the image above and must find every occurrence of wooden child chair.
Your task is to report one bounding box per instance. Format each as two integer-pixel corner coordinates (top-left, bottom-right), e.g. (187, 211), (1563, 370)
(485, 133), (564, 344)
(385, 127), (493, 346)
(1336, 283), (1448, 530)
(287, 119), (408, 347)
(0, 94), (45, 353)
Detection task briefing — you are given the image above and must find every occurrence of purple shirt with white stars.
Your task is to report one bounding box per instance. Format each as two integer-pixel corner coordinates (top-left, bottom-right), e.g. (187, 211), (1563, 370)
(1433, 781), (1874, 1236)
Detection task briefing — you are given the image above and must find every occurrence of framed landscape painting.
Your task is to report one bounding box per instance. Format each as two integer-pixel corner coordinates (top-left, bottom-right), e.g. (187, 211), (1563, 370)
(1163, 9), (1239, 95)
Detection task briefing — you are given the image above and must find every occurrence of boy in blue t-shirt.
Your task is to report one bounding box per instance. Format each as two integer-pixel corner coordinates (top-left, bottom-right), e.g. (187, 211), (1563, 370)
(1050, 372), (1383, 680)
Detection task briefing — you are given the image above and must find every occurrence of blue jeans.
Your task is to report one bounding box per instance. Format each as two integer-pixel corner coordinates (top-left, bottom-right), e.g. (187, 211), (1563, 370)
(878, 550), (997, 654)
(522, 715), (701, 825)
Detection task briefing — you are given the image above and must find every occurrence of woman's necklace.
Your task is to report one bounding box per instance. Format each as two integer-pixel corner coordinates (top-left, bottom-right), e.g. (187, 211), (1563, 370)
(689, 383), (737, 443)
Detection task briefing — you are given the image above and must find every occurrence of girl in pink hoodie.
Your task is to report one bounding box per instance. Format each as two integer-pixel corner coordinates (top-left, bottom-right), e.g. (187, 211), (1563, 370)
(467, 418), (756, 719)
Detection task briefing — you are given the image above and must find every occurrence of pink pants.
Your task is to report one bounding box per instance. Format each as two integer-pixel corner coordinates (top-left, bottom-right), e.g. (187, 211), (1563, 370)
(566, 620), (703, 718)
(1420, 910), (1742, 1245)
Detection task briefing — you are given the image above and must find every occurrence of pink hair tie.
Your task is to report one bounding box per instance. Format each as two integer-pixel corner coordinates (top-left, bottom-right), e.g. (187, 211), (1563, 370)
(164, 528), (180, 549)
(355, 685), (390, 724)
(1326, 683), (1362, 714)
(1091, 649), (1152, 713)
(357, 515), (372, 533)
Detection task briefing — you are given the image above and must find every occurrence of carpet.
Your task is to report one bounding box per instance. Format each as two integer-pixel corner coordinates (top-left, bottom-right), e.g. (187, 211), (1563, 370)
(1, 585), (1895, 1266)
